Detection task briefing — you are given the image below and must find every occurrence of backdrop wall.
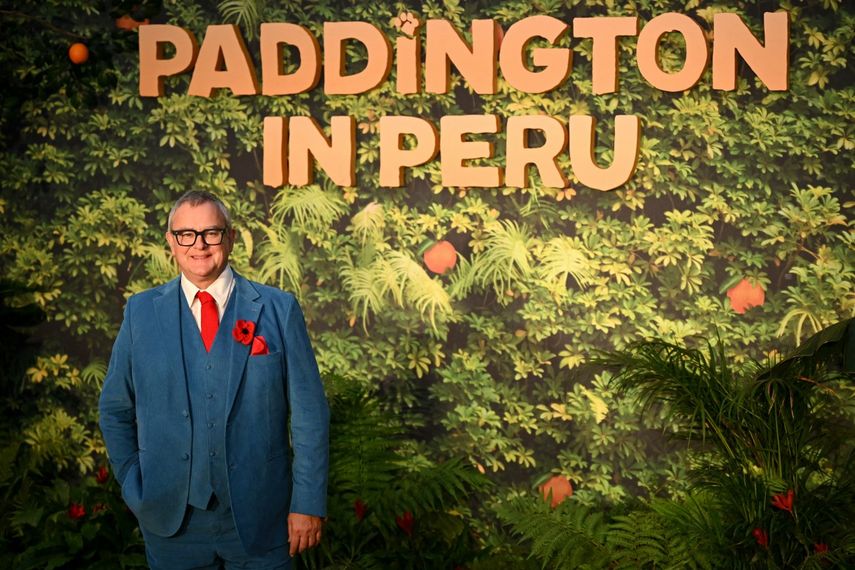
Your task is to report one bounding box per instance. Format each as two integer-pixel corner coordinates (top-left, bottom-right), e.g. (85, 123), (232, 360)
(0, 0), (852, 567)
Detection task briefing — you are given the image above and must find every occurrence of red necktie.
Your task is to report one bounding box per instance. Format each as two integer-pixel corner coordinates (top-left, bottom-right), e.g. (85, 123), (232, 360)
(196, 291), (219, 352)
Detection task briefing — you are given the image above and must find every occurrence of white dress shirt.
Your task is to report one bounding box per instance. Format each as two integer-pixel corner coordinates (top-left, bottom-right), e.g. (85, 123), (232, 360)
(179, 265), (235, 332)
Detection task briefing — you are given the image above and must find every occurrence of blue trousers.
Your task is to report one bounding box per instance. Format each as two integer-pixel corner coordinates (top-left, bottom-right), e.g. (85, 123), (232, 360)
(141, 499), (291, 570)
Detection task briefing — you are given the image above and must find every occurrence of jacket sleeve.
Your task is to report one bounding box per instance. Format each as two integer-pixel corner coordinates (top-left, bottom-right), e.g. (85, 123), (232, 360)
(99, 299), (140, 486)
(283, 295), (330, 517)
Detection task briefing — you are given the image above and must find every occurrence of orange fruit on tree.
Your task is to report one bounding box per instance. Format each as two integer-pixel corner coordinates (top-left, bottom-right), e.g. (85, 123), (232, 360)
(115, 15), (149, 31)
(423, 240), (457, 275)
(726, 278), (765, 314)
(539, 474), (573, 508)
(68, 43), (89, 64)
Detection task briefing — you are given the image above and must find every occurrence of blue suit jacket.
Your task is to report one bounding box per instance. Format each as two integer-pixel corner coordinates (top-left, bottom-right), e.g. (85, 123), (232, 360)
(99, 273), (329, 555)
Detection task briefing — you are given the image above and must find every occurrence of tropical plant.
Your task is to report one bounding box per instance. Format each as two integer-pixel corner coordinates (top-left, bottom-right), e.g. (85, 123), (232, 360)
(498, 323), (855, 568)
(297, 378), (490, 570)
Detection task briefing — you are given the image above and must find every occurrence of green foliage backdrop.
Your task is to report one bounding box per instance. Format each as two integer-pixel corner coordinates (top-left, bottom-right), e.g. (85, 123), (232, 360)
(0, 0), (852, 565)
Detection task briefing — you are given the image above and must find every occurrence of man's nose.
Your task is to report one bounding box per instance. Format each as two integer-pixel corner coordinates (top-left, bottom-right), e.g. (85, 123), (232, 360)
(193, 236), (209, 249)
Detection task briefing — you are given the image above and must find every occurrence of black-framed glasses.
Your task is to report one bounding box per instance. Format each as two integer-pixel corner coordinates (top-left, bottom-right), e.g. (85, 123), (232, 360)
(171, 228), (228, 247)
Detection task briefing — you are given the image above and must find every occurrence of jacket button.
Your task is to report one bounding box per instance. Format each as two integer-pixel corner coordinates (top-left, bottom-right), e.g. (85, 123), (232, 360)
(182, 453), (189, 460)
(182, 410), (189, 417)
(209, 451), (216, 457)
(206, 393), (213, 399)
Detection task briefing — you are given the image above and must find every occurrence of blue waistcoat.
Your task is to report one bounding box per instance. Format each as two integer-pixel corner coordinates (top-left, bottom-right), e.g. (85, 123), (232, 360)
(180, 292), (235, 509)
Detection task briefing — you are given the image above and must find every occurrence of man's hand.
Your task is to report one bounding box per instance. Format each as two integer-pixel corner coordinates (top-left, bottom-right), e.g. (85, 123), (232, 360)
(288, 513), (323, 556)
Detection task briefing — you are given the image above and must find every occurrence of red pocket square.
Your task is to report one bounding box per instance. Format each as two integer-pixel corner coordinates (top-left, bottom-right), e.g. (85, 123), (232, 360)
(250, 335), (269, 356)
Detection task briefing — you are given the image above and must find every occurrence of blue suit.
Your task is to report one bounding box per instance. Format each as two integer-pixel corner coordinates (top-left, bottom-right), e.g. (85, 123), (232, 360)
(99, 273), (329, 556)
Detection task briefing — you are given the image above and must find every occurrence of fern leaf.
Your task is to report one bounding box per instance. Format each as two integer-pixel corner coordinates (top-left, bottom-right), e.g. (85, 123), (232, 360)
(496, 496), (611, 569)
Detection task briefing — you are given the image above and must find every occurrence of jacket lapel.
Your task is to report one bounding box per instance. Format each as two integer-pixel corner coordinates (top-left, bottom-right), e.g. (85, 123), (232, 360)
(224, 273), (263, 420)
(152, 277), (190, 398)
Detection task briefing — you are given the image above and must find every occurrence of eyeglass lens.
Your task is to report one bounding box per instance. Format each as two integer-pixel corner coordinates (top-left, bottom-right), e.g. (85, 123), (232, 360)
(173, 229), (225, 246)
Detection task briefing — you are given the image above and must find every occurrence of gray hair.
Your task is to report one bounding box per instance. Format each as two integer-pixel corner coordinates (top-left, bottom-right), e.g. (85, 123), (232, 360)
(167, 190), (232, 230)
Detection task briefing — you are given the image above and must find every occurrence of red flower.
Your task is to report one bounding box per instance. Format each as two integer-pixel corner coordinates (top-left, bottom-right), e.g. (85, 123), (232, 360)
(752, 528), (769, 548)
(814, 543), (829, 554)
(354, 498), (367, 522)
(251, 335), (269, 356)
(771, 489), (794, 514)
(232, 320), (256, 345)
(68, 503), (86, 520)
(396, 511), (414, 536)
(95, 465), (109, 484)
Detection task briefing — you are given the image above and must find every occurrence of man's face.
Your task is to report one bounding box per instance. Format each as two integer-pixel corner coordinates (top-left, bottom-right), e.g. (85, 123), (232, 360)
(165, 201), (235, 289)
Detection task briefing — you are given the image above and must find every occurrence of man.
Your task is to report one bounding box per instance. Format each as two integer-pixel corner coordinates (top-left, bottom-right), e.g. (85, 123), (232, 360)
(99, 190), (329, 569)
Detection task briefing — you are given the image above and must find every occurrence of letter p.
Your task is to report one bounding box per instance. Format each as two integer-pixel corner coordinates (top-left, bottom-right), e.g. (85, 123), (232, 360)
(139, 25), (198, 96)
(379, 117), (439, 187)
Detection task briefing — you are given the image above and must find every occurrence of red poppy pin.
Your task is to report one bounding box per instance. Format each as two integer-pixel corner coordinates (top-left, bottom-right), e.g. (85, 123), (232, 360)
(232, 320), (255, 344)
(232, 320), (269, 356)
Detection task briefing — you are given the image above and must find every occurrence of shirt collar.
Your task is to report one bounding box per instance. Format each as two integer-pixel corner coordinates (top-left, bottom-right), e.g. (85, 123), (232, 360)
(180, 265), (234, 308)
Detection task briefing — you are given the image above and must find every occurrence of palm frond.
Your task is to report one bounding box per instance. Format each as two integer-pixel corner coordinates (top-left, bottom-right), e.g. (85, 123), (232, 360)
(341, 258), (400, 327)
(596, 334), (855, 567)
(218, 0), (264, 40)
(387, 251), (452, 331)
(271, 185), (347, 231)
(80, 359), (107, 386)
(537, 236), (595, 296)
(342, 251), (451, 333)
(452, 220), (533, 299)
(139, 243), (176, 285)
(350, 202), (385, 245)
(594, 340), (740, 449)
(255, 225), (301, 293)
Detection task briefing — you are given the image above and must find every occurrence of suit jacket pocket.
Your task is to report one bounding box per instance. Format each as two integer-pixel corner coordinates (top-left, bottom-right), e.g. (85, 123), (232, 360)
(121, 459), (144, 515)
(247, 351), (288, 460)
(247, 350), (282, 367)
